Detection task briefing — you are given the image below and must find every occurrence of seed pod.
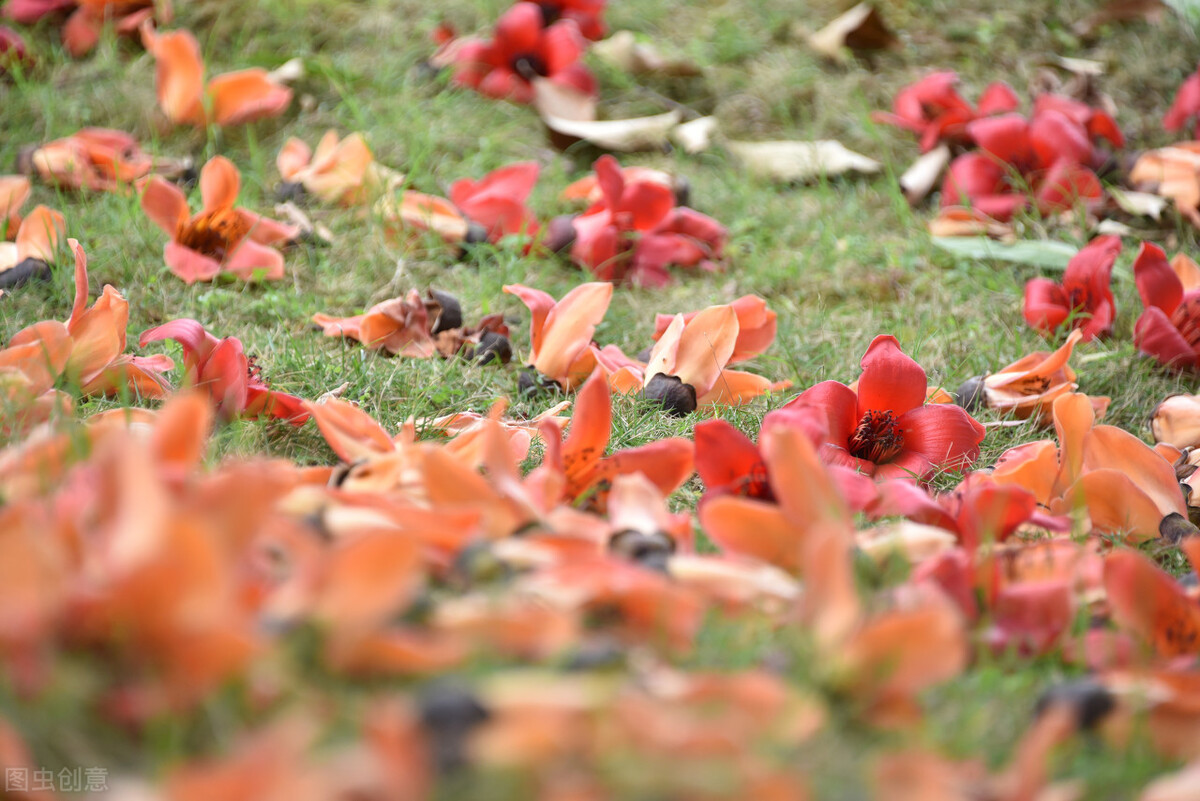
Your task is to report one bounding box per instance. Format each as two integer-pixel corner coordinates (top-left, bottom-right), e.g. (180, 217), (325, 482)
(425, 289), (463, 334)
(953, 375), (987, 413)
(463, 220), (490, 246)
(1161, 512), (1200, 544)
(1034, 679), (1115, 731)
(416, 681), (491, 773)
(609, 528), (676, 572)
(276, 180), (307, 203)
(0, 257), (51, 290)
(473, 331), (512, 365)
(644, 373), (697, 417)
(544, 214), (577, 253)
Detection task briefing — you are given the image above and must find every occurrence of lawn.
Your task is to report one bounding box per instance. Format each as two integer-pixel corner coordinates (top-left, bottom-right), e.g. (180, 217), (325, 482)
(2, 0), (1200, 798)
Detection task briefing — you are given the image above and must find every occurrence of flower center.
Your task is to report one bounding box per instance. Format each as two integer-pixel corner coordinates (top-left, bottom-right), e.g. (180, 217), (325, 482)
(536, 2), (561, 25)
(177, 209), (251, 262)
(511, 53), (549, 79)
(848, 410), (904, 464)
(1171, 295), (1200, 350)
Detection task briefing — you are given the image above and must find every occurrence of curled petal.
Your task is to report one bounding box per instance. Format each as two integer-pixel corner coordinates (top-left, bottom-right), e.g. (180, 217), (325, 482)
(14, 206), (65, 263)
(207, 69), (292, 126)
(1022, 278), (1070, 335)
(1134, 241), (1183, 316)
(1135, 306), (1200, 371)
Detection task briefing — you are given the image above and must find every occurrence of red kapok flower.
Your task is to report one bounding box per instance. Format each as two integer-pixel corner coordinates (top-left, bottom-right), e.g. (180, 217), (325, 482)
(783, 335), (986, 480)
(872, 70), (1019, 152)
(1022, 234), (1120, 341)
(1133, 241), (1200, 371)
(450, 2), (595, 105)
(139, 156), (298, 284)
(139, 318), (310, 424)
(448, 161), (540, 242)
(941, 101), (1119, 222)
(566, 155), (726, 287)
(1165, 63), (1200, 135)
(62, 0), (169, 57)
(534, 0), (606, 41)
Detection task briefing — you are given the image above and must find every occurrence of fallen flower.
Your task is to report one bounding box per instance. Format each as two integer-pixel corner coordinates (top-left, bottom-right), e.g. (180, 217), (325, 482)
(1164, 63), (1200, 135)
(618, 304), (788, 414)
(1022, 234), (1120, 340)
(1133, 241), (1200, 371)
(872, 70), (1019, 152)
(562, 155), (726, 287)
(449, 2), (596, 105)
(981, 330), (1109, 425)
(1152, 394), (1200, 449)
(276, 130), (402, 206)
(313, 288), (510, 361)
(62, 0), (168, 57)
(1131, 143), (1200, 227)
(504, 281), (612, 390)
(784, 335), (986, 480)
(0, 204), (64, 289)
(141, 23), (292, 127)
(991, 392), (1186, 542)
(651, 294), (777, 364)
(448, 161), (540, 242)
(139, 318), (309, 424)
(22, 128), (184, 193)
(139, 155), (298, 284)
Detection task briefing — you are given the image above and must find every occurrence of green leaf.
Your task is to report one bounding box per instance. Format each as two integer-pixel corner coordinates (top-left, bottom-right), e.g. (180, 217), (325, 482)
(930, 237), (1079, 270)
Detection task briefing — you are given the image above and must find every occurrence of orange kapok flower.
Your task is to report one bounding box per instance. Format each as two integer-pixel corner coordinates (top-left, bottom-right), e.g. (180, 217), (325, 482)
(0, 204), (63, 288)
(991, 392), (1186, 542)
(24, 128), (176, 193)
(540, 370), (693, 507)
(1104, 538), (1200, 660)
(141, 23), (292, 127)
(982, 329), (1110, 425)
(0, 175), (30, 237)
(140, 156), (298, 284)
(1131, 142), (1200, 227)
(276, 130), (402, 206)
(504, 281), (613, 390)
(651, 294), (777, 364)
(313, 289), (438, 358)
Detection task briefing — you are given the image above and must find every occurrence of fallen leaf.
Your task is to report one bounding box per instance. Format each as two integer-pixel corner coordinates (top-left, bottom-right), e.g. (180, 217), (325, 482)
(591, 30), (702, 77)
(806, 3), (898, 61)
(671, 116), (717, 154)
(533, 78), (682, 152)
(930, 236), (1078, 269)
(725, 140), (882, 182)
(899, 144), (950, 205)
(1109, 186), (1169, 220)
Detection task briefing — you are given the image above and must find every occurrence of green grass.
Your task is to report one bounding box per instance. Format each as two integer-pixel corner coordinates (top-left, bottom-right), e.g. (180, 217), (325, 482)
(3, 0), (1200, 797)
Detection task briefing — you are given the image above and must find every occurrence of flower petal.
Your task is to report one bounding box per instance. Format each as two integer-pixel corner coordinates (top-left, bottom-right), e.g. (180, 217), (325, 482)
(897, 404), (985, 475)
(139, 176), (189, 237)
(1134, 241), (1183, 316)
(143, 26), (205, 125)
(199, 155), (240, 212)
(1021, 277), (1070, 335)
(856, 335), (927, 418)
(163, 241), (222, 284)
(207, 69), (292, 126)
(1135, 306), (1199, 371)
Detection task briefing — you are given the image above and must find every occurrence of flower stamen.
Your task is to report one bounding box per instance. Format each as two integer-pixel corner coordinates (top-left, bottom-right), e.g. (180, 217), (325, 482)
(849, 409), (904, 464)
